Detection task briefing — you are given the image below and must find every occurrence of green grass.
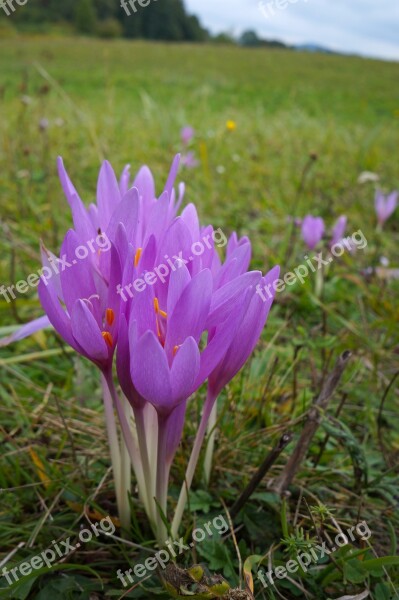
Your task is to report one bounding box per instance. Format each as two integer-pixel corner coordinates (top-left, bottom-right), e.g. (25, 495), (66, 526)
(0, 37), (398, 600)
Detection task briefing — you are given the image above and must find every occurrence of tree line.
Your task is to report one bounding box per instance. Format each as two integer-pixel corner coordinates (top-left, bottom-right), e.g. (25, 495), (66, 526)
(5, 0), (209, 42)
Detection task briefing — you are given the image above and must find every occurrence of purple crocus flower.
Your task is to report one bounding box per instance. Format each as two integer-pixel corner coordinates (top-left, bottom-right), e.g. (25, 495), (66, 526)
(181, 126), (194, 146)
(171, 265), (280, 537)
(181, 152), (199, 169)
(1, 155), (184, 349)
(375, 190), (398, 226)
(301, 215), (325, 250)
(330, 216), (347, 247)
(38, 231), (121, 370)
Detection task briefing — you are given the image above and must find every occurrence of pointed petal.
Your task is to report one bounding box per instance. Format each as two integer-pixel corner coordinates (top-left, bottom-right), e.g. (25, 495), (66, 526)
(165, 269), (212, 357)
(38, 280), (76, 348)
(164, 154), (180, 198)
(209, 266), (280, 396)
(206, 271), (261, 329)
(119, 164), (131, 197)
(70, 299), (109, 362)
(59, 231), (99, 322)
(166, 262), (191, 317)
(131, 330), (172, 409)
(0, 315), (51, 348)
(97, 160), (121, 230)
(133, 165), (156, 205)
(57, 157), (94, 242)
(107, 187), (140, 247)
(40, 241), (63, 299)
(195, 287), (253, 388)
(181, 203), (200, 240)
(171, 336), (200, 402)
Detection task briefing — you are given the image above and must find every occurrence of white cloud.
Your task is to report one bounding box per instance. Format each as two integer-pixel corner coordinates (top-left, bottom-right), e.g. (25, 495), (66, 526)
(184, 0), (399, 61)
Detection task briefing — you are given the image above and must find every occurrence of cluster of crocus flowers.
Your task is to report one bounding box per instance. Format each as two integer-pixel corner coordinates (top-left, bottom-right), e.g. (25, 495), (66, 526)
(2, 154), (279, 544)
(300, 215), (347, 250)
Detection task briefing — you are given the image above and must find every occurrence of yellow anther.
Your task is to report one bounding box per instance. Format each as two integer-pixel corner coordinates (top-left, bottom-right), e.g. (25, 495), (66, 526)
(106, 308), (115, 327)
(102, 331), (114, 348)
(134, 247), (142, 267)
(173, 345), (180, 356)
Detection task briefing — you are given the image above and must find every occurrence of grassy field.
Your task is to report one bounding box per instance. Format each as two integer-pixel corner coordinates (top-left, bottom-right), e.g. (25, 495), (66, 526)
(0, 37), (398, 599)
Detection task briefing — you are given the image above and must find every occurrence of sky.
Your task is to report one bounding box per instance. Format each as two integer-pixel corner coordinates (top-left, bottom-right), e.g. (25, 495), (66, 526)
(185, 0), (399, 62)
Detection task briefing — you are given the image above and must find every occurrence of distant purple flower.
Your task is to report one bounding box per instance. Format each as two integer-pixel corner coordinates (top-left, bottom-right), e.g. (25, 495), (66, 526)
(181, 152), (199, 169)
(301, 215), (325, 250)
(330, 216), (347, 247)
(39, 118), (49, 132)
(375, 190), (398, 226)
(181, 126), (194, 146)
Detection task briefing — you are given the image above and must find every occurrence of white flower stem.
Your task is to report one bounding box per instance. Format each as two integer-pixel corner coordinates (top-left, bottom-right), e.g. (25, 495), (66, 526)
(203, 400), (218, 485)
(104, 370), (151, 525)
(101, 373), (130, 531)
(171, 389), (216, 539)
(134, 405), (157, 525)
(120, 394), (132, 526)
(156, 412), (171, 545)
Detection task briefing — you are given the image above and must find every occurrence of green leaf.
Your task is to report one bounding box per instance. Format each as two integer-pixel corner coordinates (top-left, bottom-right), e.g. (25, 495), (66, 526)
(343, 559), (368, 584)
(362, 556), (399, 571)
(188, 491), (218, 514)
(374, 582), (390, 600)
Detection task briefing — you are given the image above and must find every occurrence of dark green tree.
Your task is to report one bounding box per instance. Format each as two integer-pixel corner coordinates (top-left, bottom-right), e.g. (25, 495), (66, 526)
(74, 0), (97, 34)
(239, 30), (261, 47)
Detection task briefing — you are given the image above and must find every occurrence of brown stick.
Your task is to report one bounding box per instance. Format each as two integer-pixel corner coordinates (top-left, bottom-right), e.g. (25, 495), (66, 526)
(230, 432), (293, 519)
(272, 350), (352, 495)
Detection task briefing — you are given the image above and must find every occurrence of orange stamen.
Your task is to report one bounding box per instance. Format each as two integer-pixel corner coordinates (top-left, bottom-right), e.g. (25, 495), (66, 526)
(154, 297), (167, 318)
(106, 308), (115, 327)
(173, 345), (180, 356)
(134, 247), (142, 267)
(102, 331), (113, 348)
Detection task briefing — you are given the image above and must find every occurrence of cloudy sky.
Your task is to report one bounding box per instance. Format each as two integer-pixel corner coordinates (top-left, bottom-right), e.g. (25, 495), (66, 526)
(185, 0), (399, 61)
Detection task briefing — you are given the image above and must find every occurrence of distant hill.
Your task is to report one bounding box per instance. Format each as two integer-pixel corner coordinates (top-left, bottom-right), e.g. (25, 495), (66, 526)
(238, 30), (337, 55)
(295, 43), (335, 54)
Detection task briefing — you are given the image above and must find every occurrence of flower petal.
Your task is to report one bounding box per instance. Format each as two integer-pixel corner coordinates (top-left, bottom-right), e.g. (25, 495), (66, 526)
(70, 299), (109, 363)
(131, 330), (172, 410)
(97, 160), (121, 230)
(171, 336), (200, 403)
(165, 268), (212, 359)
(0, 315), (51, 348)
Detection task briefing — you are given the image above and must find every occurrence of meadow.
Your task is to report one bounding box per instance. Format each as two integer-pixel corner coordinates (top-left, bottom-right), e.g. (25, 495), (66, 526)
(0, 37), (398, 599)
